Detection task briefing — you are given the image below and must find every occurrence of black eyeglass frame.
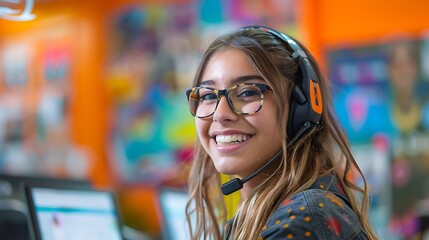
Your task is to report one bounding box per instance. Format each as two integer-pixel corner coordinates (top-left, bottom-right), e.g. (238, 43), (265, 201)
(185, 83), (271, 118)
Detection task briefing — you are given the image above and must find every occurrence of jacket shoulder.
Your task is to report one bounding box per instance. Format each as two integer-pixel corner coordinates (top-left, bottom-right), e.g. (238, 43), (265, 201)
(260, 189), (368, 240)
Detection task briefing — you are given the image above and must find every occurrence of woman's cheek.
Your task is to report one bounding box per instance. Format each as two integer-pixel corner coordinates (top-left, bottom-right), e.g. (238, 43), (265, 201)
(195, 120), (210, 145)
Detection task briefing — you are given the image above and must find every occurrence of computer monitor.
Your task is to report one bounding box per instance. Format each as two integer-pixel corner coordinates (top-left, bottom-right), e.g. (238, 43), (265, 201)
(157, 188), (191, 240)
(24, 182), (124, 240)
(0, 174), (92, 240)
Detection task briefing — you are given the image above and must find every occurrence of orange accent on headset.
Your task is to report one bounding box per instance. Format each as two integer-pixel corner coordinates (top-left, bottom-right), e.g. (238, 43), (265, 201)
(309, 79), (323, 115)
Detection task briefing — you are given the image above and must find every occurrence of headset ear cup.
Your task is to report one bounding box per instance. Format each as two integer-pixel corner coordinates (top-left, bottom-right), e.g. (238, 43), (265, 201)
(287, 94), (297, 139)
(288, 85), (307, 139)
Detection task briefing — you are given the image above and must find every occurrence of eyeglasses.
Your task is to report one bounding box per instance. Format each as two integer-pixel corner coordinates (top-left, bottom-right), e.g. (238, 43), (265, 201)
(185, 83), (271, 118)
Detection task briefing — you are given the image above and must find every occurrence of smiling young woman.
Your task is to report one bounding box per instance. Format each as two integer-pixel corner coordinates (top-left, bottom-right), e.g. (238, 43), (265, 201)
(185, 26), (378, 240)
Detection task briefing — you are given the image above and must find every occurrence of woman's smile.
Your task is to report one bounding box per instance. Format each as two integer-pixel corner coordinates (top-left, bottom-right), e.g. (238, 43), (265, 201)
(211, 131), (254, 154)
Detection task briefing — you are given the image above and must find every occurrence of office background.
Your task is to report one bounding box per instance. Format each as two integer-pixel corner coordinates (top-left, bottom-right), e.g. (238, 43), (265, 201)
(0, 0), (429, 239)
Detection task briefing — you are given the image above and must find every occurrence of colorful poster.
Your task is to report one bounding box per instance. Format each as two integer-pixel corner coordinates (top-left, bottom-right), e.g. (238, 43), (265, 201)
(226, 0), (298, 34)
(107, 5), (197, 184)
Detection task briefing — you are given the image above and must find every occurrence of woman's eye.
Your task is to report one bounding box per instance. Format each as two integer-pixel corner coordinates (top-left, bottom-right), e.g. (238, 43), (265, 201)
(200, 92), (217, 101)
(238, 89), (259, 98)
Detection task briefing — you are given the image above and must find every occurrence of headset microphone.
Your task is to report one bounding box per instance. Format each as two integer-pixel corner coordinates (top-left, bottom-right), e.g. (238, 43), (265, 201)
(220, 122), (312, 195)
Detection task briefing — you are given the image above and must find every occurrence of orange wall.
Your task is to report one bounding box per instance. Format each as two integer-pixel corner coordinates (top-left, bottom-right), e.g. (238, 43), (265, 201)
(301, 0), (429, 66)
(319, 0), (429, 46)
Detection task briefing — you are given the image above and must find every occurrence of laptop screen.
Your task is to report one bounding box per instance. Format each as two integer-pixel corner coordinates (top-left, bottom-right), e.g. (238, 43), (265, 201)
(25, 185), (123, 240)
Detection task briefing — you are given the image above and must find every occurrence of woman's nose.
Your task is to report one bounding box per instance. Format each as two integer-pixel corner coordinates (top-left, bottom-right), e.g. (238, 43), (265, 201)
(212, 96), (239, 122)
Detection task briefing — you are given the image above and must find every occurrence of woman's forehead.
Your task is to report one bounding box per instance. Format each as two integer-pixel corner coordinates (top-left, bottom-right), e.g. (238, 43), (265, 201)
(199, 49), (263, 87)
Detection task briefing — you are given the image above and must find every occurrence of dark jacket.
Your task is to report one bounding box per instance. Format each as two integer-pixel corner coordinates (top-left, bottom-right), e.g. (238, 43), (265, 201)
(260, 174), (369, 239)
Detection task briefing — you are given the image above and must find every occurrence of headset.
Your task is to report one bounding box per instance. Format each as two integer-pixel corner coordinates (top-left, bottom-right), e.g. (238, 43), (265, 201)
(241, 25), (323, 140)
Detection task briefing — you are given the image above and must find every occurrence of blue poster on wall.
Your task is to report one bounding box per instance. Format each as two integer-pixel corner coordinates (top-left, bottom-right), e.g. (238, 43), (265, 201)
(328, 44), (396, 144)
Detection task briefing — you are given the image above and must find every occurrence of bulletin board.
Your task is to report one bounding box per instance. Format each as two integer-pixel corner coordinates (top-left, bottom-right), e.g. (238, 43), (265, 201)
(0, 20), (90, 179)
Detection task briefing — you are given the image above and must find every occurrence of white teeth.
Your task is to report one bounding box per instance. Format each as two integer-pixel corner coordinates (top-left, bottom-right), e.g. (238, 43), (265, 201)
(215, 134), (250, 144)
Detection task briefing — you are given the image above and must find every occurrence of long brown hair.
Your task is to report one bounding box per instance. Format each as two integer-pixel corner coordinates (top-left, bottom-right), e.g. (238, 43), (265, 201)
(185, 28), (378, 240)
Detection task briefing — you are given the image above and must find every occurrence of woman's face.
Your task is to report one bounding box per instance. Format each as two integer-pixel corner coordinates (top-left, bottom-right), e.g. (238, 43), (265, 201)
(195, 48), (283, 179)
